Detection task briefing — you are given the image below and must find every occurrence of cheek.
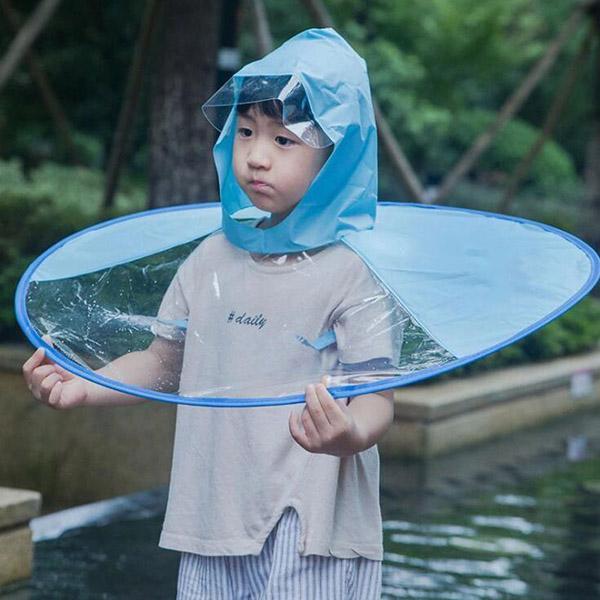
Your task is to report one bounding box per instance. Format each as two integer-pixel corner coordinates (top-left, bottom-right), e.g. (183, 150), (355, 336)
(232, 144), (244, 180)
(314, 147), (332, 173)
(303, 148), (330, 183)
(291, 161), (316, 190)
(285, 153), (327, 198)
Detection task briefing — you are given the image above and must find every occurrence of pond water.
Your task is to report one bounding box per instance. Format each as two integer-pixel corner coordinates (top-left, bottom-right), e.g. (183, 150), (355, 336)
(2, 409), (599, 599)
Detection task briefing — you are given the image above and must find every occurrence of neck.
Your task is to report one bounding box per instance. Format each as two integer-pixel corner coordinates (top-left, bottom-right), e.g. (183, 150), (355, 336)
(257, 211), (292, 230)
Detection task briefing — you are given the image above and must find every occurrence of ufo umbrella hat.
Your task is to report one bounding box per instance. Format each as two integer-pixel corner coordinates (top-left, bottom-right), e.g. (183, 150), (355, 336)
(15, 201), (599, 407)
(14, 28), (600, 407)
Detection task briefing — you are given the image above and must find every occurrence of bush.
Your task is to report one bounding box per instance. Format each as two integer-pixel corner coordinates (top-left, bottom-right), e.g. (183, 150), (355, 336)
(0, 160), (146, 218)
(0, 159), (145, 340)
(445, 180), (588, 234)
(421, 109), (578, 194)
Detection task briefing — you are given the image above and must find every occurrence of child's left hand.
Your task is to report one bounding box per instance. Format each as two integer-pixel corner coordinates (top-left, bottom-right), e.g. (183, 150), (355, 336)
(289, 376), (365, 458)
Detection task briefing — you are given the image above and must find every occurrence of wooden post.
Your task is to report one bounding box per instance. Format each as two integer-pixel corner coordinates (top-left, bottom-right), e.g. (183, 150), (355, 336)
(584, 0), (600, 249)
(300, 0), (425, 202)
(498, 26), (593, 213)
(248, 0), (273, 55)
(373, 101), (425, 203)
(103, 0), (162, 210)
(0, 0), (80, 164)
(0, 0), (62, 93)
(434, 4), (587, 204)
(302, 0), (334, 27)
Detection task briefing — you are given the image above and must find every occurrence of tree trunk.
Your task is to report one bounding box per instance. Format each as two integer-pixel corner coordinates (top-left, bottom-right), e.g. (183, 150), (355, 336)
(149, 0), (221, 207)
(584, 123), (600, 250)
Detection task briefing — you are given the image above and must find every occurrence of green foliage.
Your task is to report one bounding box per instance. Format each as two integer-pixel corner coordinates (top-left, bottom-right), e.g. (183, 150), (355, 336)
(0, 191), (92, 340)
(452, 179), (588, 233)
(521, 296), (600, 360)
(258, 0), (589, 202)
(0, 0), (596, 371)
(1, 0), (590, 194)
(368, 0), (547, 108)
(0, 159), (145, 340)
(0, 0), (148, 171)
(0, 159), (145, 217)
(430, 109), (578, 192)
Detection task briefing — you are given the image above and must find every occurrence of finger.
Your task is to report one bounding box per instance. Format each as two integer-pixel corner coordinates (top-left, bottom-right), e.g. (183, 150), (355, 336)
(29, 364), (58, 396)
(32, 364), (57, 381)
(314, 383), (345, 424)
(39, 372), (61, 403)
(47, 380), (63, 408)
(288, 410), (300, 437)
(318, 374), (349, 408)
(304, 384), (331, 432)
(300, 405), (321, 447)
(289, 410), (311, 449)
(22, 346), (48, 378)
(53, 364), (73, 380)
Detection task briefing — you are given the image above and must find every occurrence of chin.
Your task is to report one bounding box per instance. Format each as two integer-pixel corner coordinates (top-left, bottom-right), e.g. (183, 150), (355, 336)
(247, 198), (272, 212)
(245, 192), (274, 212)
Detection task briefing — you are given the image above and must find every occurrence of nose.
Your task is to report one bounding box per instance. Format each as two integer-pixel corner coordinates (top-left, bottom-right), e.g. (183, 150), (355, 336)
(246, 139), (271, 170)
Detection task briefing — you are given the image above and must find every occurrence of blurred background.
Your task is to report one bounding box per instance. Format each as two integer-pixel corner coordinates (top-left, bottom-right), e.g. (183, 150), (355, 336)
(1, 0), (599, 360)
(0, 0), (599, 598)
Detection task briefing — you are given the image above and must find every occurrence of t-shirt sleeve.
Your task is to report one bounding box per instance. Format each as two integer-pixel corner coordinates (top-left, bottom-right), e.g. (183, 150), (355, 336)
(151, 263), (191, 343)
(331, 257), (409, 367)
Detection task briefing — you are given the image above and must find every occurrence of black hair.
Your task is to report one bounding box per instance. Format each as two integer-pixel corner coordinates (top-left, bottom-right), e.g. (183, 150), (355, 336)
(235, 75), (316, 125)
(236, 99), (284, 121)
(234, 76), (332, 151)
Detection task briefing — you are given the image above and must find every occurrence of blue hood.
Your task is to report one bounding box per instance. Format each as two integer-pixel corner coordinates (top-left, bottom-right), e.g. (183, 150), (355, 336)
(212, 28), (378, 254)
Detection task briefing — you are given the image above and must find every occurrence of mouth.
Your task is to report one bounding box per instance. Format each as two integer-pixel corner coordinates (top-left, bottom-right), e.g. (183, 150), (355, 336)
(248, 180), (272, 192)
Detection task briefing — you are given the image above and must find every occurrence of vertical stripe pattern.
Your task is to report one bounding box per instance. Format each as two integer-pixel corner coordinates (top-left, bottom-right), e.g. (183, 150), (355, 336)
(177, 507), (381, 599)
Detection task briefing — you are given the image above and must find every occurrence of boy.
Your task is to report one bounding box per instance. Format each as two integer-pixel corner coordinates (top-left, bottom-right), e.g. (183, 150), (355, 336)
(23, 28), (403, 598)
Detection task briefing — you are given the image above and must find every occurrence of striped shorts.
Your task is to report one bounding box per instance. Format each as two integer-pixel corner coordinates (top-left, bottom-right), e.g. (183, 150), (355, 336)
(176, 507), (382, 599)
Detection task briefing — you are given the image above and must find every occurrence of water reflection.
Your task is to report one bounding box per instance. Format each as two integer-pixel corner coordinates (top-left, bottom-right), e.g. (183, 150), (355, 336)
(380, 410), (600, 599)
(554, 478), (600, 599)
(3, 411), (599, 598)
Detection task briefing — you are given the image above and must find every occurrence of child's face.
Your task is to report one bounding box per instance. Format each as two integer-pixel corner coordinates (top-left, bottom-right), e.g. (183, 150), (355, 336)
(233, 105), (331, 224)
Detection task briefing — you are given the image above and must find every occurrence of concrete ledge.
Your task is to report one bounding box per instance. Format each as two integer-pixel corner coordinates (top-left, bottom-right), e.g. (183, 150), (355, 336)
(381, 351), (600, 457)
(0, 487), (41, 587)
(0, 488), (41, 530)
(0, 345), (175, 513)
(0, 527), (33, 587)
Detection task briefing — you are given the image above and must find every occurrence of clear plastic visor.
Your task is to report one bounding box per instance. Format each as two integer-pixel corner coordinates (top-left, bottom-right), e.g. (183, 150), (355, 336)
(202, 74), (333, 149)
(20, 234), (451, 406)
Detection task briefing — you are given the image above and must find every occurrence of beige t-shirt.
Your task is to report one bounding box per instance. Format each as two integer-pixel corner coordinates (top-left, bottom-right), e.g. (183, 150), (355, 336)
(156, 232), (401, 559)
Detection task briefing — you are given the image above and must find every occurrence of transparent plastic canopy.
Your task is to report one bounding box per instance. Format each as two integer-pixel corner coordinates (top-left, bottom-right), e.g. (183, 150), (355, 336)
(202, 74), (333, 149)
(15, 202), (599, 407)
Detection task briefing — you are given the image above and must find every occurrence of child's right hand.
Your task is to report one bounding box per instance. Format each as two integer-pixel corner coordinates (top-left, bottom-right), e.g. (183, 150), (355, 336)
(22, 340), (89, 409)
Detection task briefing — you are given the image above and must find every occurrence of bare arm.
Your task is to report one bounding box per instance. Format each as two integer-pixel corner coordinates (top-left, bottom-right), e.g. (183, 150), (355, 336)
(23, 336), (184, 409)
(346, 389), (394, 452)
